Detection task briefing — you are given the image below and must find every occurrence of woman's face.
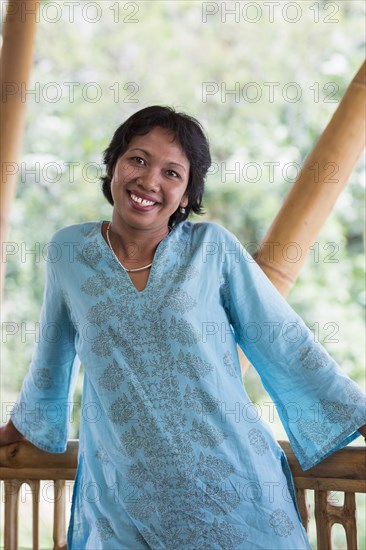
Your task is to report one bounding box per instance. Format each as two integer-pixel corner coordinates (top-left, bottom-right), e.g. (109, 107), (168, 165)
(111, 126), (190, 232)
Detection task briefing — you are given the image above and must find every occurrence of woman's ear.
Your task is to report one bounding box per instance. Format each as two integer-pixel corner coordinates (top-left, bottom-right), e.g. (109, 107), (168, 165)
(180, 195), (188, 208)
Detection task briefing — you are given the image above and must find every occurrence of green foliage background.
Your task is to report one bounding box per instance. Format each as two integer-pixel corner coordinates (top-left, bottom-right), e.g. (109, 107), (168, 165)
(1, 1), (365, 548)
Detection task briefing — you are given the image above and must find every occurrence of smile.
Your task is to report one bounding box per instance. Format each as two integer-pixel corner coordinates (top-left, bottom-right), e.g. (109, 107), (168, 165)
(129, 191), (157, 207)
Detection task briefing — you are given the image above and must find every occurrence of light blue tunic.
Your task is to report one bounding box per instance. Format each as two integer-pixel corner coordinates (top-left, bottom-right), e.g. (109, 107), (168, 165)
(11, 221), (366, 549)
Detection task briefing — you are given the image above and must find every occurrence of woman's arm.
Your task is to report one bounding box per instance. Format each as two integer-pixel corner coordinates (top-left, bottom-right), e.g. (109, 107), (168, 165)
(222, 230), (366, 469)
(6, 231), (79, 454)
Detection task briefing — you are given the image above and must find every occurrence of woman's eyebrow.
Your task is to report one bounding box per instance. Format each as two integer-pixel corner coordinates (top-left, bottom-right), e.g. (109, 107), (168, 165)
(128, 147), (187, 172)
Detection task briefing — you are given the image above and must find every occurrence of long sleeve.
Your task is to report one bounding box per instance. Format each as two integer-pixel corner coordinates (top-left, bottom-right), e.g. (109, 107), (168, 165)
(11, 244), (80, 453)
(222, 231), (366, 470)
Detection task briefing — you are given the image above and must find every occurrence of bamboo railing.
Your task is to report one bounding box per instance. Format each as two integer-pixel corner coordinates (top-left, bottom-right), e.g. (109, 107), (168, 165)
(0, 440), (365, 550)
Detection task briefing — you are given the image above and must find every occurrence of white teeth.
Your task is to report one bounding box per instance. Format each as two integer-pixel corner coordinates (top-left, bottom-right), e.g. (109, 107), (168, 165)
(130, 192), (155, 207)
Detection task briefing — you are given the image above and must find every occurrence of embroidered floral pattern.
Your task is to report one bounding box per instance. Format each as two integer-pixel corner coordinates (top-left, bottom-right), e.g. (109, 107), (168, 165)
(15, 402), (44, 432)
(248, 428), (269, 455)
(211, 518), (248, 549)
(296, 410), (366, 470)
(95, 517), (114, 541)
(135, 526), (160, 548)
(299, 344), (328, 371)
(170, 316), (200, 345)
(95, 444), (109, 465)
(190, 419), (227, 448)
(223, 350), (237, 377)
(127, 460), (151, 488)
(90, 327), (117, 357)
(297, 419), (332, 445)
(184, 385), (220, 415)
(109, 395), (135, 424)
(127, 494), (156, 522)
(162, 288), (197, 313)
(320, 399), (356, 426)
(119, 426), (145, 457)
(204, 482), (240, 514)
(269, 509), (294, 537)
(176, 350), (213, 380)
(44, 425), (66, 446)
(344, 379), (365, 403)
(86, 297), (115, 326)
(174, 264), (199, 283)
(98, 359), (124, 391)
(77, 240), (102, 267)
(33, 368), (53, 389)
(196, 452), (235, 482)
(81, 272), (120, 297)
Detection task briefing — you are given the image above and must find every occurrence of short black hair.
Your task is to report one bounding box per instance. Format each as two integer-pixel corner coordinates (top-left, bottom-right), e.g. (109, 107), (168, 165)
(101, 105), (211, 226)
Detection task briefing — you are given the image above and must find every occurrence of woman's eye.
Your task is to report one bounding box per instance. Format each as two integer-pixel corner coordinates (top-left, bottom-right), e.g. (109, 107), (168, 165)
(131, 156), (145, 165)
(167, 170), (180, 179)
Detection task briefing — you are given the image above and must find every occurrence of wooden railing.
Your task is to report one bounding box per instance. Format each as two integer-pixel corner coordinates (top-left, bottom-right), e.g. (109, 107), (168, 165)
(0, 440), (365, 549)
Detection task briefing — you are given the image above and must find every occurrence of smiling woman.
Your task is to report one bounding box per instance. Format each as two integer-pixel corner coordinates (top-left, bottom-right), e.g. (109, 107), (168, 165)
(109, 127), (189, 260)
(1, 106), (365, 550)
(111, 128), (190, 220)
(105, 127), (191, 290)
(101, 105), (211, 227)
(99, 106), (211, 291)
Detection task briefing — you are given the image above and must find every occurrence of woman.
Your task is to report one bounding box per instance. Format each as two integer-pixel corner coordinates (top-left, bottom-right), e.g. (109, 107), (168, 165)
(2, 105), (365, 549)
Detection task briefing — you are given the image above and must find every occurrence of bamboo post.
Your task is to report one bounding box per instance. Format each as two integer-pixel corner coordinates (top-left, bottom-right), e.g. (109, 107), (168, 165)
(0, 0), (39, 298)
(254, 61), (366, 295)
(240, 61), (366, 376)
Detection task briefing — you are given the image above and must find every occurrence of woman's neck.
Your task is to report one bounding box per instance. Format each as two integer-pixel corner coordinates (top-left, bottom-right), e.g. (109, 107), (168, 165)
(106, 217), (170, 265)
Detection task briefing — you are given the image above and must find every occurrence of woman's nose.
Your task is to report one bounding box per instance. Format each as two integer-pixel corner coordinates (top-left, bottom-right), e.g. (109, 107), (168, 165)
(137, 168), (160, 191)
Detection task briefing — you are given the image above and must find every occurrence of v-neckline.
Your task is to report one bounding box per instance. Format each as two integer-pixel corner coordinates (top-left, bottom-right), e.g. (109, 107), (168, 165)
(97, 220), (172, 295)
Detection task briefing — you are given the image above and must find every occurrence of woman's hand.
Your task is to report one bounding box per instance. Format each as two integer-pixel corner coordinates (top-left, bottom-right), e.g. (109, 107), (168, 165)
(358, 424), (366, 439)
(0, 420), (25, 446)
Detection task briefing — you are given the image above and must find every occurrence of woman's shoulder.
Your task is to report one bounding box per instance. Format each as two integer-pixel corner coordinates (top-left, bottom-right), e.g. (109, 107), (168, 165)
(49, 221), (102, 244)
(181, 220), (239, 243)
